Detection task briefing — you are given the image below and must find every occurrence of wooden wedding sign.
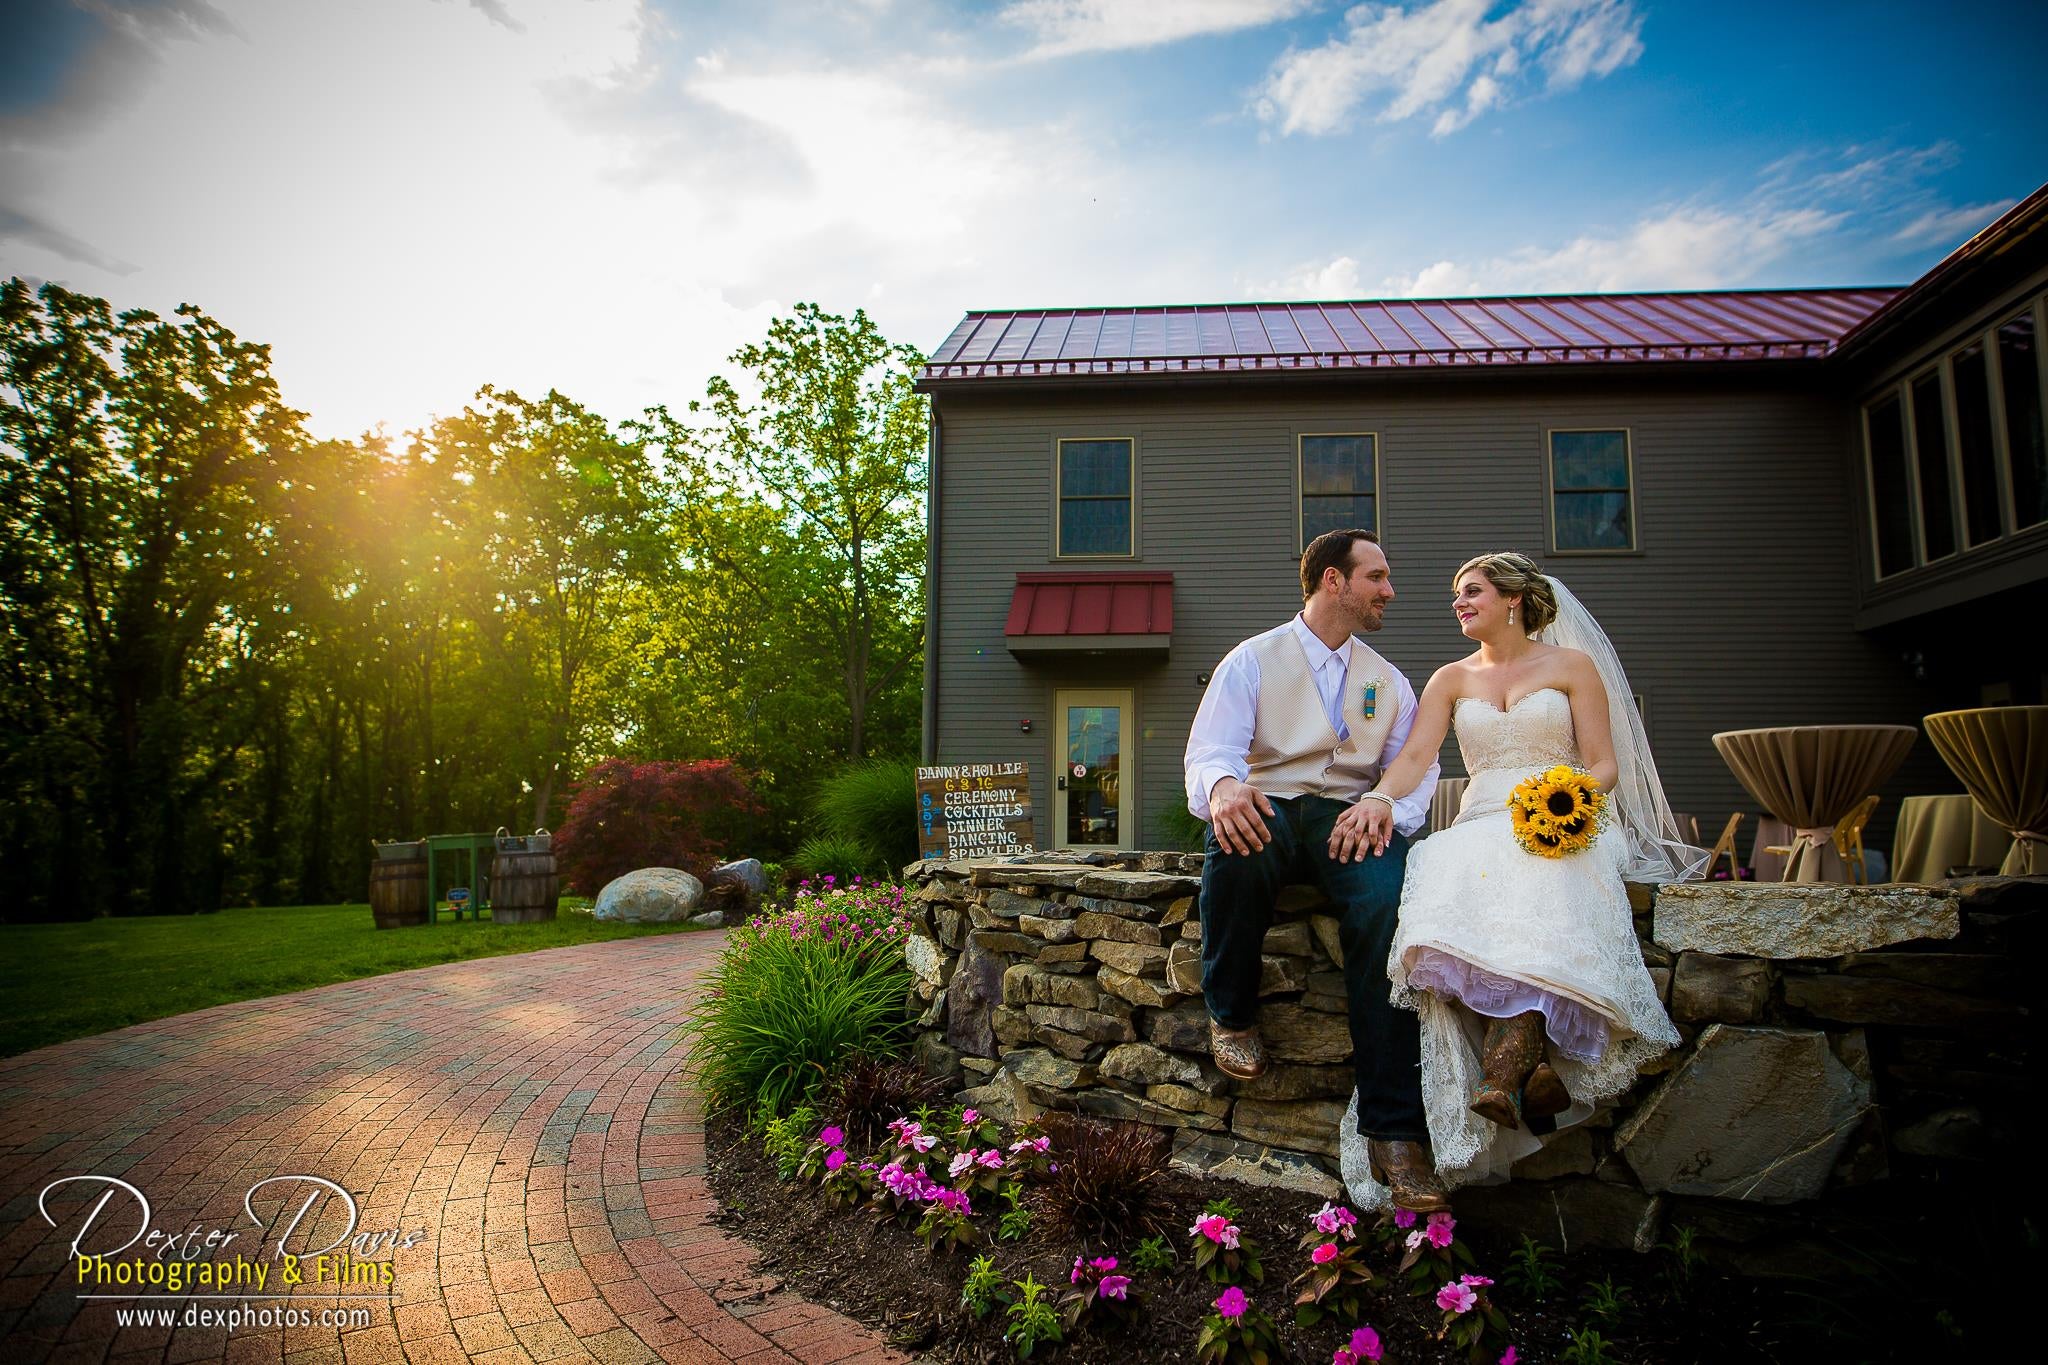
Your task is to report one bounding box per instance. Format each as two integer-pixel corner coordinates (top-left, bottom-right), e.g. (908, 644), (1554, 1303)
(915, 762), (1034, 860)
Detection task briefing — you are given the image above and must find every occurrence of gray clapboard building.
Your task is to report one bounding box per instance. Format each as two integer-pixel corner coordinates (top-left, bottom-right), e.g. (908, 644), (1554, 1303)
(915, 186), (2048, 854)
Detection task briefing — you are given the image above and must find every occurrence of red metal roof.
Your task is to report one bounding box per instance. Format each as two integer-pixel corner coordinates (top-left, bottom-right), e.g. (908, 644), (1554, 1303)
(1005, 572), (1174, 638)
(922, 288), (1900, 383)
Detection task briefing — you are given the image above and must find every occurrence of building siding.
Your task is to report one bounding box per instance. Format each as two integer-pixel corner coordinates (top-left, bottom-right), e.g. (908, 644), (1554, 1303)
(930, 371), (1950, 855)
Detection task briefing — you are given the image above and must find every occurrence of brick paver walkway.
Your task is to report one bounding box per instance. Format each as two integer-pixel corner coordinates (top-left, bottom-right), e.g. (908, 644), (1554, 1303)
(0, 934), (908, 1365)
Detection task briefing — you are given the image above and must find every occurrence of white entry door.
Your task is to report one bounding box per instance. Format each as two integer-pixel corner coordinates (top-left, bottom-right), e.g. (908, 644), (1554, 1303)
(1053, 689), (1134, 850)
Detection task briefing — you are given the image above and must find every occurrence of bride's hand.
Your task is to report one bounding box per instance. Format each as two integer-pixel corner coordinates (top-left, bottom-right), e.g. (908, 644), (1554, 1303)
(1330, 799), (1392, 862)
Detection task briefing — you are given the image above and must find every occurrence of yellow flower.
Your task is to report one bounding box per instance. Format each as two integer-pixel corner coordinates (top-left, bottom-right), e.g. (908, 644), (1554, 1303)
(1509, 765), (1602, 857)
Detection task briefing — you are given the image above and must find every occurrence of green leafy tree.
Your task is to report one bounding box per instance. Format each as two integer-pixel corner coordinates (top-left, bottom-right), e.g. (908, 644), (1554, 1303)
(0, 279), (303, 917)
(419, 387), (665, 829)
(649, 302), (927, 763)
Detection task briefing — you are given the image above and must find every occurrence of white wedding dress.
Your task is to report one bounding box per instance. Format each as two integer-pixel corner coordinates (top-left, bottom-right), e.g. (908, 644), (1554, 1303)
(1339, 685), (1681, 1206)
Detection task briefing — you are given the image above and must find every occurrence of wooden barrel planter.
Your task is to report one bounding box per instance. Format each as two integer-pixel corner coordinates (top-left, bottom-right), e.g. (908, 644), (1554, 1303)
(369, 841), (430, 929)
(491, 829), (559, 923)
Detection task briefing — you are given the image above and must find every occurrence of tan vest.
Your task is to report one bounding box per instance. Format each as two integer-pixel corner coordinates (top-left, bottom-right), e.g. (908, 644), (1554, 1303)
(1245, 627), (1399, 801)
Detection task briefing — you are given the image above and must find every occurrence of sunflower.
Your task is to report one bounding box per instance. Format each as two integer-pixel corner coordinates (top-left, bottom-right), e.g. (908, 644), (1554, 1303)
(1507, 767), (1605, 858)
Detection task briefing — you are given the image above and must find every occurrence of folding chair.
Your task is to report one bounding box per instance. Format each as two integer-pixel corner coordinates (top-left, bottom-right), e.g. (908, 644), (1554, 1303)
(1704, 812), (1745, 880)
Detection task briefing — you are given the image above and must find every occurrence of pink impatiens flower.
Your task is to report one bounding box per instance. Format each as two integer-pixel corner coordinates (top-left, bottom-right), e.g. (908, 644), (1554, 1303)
(1090, 1256), (1118, 1273)
(1436, 1281), (1478, 1314)
(1070, 1256), (1088, 1285)
(1424, 1211), (1457, 1249)
(1332, 1325), (1384, 1364)
(1500, 1348), (1519, 1365)
(1098, 1274), (1130, 1301)
(908, 1131), (937, 1153)
(1312, 1202), (1360, 1240)
(1312, 1242), (1339, 1265)
(1392, 1208), (1417, 1229)
(1215, 1286), (1248, 1319)
(1460, 1273), (1494, 1288)
(824, 1149), (847, 1172)
(948, 1151), (975, 1179)
(961, 1108), (979, 1124)
(976, 1148), (1005, 1169)
(1190, 1214), (1241, 1249)
(818, 1125), (844, 1147)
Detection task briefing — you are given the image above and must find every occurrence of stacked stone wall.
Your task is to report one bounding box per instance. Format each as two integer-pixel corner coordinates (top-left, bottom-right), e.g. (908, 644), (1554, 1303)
(902, 853), (2036, 1269)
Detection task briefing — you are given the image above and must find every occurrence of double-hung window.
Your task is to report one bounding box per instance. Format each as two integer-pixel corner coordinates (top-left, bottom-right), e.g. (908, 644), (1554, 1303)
(1549, 429), (1636, 552)
(1056, 438), (1133, 557)
(1298, 434), (1378, 549)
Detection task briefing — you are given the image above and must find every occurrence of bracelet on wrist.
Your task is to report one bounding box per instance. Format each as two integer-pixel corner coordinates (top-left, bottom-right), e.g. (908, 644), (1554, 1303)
(1357, 791), (1395, 810)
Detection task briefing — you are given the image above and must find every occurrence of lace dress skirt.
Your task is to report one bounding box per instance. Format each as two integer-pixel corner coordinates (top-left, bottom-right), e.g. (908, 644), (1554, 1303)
(1340, 691), (1679, 1203)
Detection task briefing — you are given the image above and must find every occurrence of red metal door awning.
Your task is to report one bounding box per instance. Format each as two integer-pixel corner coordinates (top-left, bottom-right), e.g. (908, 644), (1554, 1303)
(1004, 571), (1173, 658)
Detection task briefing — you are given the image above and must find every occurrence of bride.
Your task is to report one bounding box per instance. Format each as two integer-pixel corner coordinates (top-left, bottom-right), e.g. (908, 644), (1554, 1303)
(1338, 552), (1704, 1204)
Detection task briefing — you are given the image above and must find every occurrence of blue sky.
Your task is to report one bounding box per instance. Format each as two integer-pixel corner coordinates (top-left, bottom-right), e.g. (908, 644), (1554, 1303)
(2, 0), (2044, 438)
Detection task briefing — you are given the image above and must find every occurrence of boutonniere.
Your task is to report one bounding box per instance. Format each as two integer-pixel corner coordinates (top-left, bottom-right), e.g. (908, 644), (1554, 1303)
(1361, 676), (1385, 721)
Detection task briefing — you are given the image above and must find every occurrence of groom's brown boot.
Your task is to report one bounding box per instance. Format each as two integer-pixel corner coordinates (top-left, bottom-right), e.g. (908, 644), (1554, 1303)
(1208, 1020), (1268, 1081)
(1366, 1139), (1452, 1214)
(1470, 1010), (1546, 1130)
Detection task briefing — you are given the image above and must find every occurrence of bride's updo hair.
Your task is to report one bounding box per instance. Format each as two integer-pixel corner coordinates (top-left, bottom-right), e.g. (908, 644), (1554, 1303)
(1455, 552), (1558, 634)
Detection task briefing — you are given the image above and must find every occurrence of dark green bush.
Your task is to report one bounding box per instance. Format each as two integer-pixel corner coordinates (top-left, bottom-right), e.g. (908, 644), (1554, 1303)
(1155, 800), (1210, 853)
(813, 758), (921, 870)
(790, 832), (884, 882)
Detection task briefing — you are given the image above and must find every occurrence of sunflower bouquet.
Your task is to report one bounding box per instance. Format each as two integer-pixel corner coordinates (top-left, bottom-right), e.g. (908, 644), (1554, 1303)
(1508, 765), (1606, 857)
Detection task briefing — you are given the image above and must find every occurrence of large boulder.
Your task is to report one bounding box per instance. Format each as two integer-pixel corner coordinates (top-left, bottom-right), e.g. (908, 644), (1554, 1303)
(594, 868), (704, 922)
(704, 858), (770, 910)
(1614, 1024), (1869, 1202)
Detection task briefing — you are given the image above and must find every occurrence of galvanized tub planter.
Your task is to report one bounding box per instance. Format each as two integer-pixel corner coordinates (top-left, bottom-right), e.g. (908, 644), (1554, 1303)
(491, 828), (560, 923)
(368, 839), (431, 929)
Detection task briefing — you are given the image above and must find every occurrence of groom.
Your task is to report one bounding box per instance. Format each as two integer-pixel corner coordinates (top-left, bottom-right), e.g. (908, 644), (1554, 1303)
(1183, 529), (1448, 1211)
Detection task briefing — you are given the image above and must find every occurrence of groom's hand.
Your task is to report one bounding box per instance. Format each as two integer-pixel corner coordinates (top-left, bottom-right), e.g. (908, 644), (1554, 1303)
(1330, 799), (1394, 862)
(1209, 778), (1274, 855)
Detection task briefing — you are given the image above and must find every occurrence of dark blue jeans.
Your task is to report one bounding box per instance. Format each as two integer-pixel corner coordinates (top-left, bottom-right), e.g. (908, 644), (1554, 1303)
(1198, 794), (1427, 1142)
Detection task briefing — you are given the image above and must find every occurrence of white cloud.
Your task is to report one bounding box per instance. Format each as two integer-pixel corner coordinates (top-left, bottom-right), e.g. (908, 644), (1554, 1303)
(1259, 0), (1641, 137)
(1376, 203), (1843, 296)
(1245, 254), (1362, 298)
(1892, 199), (2019, 246)
(1000, 0), (1313, 58)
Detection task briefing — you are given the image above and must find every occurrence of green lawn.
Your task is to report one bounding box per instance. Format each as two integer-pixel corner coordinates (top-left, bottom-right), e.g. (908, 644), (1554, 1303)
(0, 901), (706, 1058)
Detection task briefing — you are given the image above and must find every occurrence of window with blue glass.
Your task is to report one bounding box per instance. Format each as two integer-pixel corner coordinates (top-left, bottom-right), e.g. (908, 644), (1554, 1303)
(1057, 438), (1133, 556)
(1549, 430), (1636, 552)
(1299, 434), (1378, 550)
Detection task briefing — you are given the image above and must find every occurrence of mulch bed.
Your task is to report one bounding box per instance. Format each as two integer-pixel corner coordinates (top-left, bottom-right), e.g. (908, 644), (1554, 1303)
(702, 1109), (1891, 1364)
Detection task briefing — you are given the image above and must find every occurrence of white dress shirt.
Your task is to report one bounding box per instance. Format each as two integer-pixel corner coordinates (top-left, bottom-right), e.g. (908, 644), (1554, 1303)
(1184, 615), (1438, 837)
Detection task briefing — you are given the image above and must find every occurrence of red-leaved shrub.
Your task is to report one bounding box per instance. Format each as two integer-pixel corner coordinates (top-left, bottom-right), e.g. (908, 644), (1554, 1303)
(555, 759), (764, 895)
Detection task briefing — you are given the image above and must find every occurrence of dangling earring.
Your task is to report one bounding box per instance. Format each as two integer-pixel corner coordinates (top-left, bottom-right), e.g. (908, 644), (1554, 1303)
(1508, 605), (1517, 626)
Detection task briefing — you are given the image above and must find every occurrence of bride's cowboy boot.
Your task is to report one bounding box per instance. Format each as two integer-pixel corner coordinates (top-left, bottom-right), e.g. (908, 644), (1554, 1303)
(1366, 1139), (1451, 1214)
(1523, 1054), (1570, 1122)
(1469, 1010), (1546, 1130)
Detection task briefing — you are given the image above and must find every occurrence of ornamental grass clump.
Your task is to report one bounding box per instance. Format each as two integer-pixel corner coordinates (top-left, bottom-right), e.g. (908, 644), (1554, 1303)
(685, 880), (916, 1115)
(812, 758), (922, 871)
(1038, 1113), (1171, 1240)
(820, 1052), (950, 1147)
